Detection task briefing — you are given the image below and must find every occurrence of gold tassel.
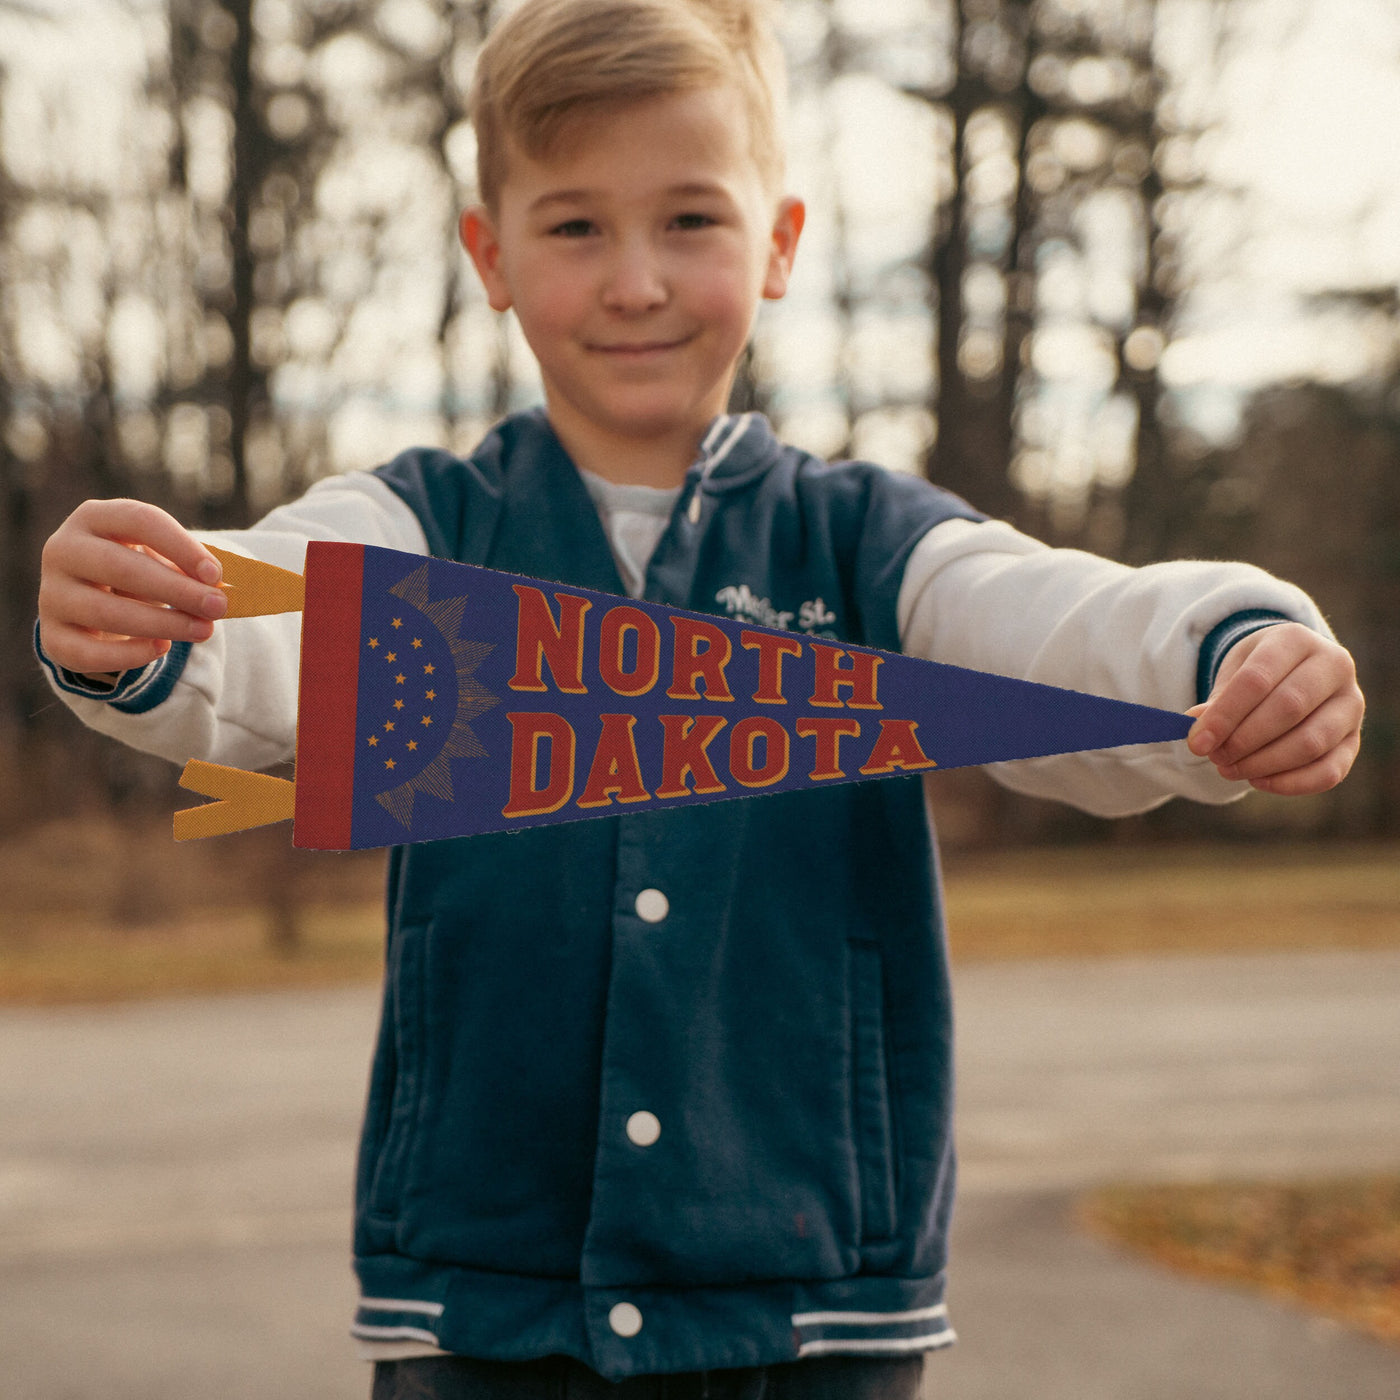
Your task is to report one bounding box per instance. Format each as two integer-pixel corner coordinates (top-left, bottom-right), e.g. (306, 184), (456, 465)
(175, 761), (296, 839)
(205, 544), (306, 617)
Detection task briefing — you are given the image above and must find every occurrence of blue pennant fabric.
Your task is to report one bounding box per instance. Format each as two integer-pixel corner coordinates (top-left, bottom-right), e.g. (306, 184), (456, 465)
(291, 541), (1192, 851)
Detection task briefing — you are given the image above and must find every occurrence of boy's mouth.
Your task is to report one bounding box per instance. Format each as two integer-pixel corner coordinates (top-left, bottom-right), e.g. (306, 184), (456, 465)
(587, 334), (696, 356)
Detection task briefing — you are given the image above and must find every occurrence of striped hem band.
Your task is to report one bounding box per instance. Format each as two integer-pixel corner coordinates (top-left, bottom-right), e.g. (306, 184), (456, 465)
(353, 1294), (445, 1348)
(791, 1301), (955, 1359)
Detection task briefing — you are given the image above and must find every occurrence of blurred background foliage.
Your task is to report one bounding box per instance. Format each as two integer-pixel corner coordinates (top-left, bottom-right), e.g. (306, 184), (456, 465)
(0, 0), (1396, 859)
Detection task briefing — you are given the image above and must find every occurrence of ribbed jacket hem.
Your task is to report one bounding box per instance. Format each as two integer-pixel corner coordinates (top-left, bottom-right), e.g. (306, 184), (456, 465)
(353, 1256), (953, 1381)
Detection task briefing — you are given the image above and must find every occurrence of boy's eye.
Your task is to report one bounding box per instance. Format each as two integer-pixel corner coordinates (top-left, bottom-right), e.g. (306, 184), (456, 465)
(549, 218), (595, 238)
(672, 212), (717, 231)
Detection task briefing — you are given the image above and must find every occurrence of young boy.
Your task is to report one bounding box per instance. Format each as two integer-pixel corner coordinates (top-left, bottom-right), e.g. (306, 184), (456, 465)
(36, 1), (1363, 1396)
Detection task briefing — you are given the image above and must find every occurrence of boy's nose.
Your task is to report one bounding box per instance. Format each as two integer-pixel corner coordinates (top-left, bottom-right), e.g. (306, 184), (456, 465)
(601, 238), (668, 313)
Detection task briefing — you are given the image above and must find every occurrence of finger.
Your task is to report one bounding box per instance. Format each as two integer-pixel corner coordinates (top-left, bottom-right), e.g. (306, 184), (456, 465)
(1213, 692), (1363, 782)
(1244, 730), (1362, 797)
(73, 498), (223, 586)
(1209, 651), (1360, 767)
(43, 575), (217, 645)
(39, 620), (175, 676)
(77, 536), (228, 620)
(130, 541), (204, 584)
(91, 546), (189, 604)
(1188, 628), (1315, 755)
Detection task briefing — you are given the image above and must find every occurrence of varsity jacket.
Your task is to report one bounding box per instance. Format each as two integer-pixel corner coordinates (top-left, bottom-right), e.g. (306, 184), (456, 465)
(351, 410), (977, 1377)
(38, 410), (1330, 1380)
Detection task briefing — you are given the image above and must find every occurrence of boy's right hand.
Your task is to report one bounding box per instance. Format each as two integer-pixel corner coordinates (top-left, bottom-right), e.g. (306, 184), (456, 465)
(38, 499), (229, 678)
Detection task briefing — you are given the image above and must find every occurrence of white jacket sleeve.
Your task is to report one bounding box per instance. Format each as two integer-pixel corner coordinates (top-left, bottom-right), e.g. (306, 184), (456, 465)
(41, 472), (430, 771)
(896, 517), (1334, 817)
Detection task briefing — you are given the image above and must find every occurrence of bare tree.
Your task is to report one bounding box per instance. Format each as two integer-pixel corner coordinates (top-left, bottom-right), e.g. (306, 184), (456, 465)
(919, 0), (1032, 524)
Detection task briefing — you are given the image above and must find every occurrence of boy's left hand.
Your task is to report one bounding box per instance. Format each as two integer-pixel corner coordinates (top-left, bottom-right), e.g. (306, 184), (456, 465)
(1186, 623), (1364, 796)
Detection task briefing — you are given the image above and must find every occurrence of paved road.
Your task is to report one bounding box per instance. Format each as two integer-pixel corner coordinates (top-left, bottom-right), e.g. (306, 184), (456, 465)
(0, 988), (371, 1400)
(942, 950), (1400, 1399)
(953, 950), (1400, 1193)
(2, 951), (1399, 1398)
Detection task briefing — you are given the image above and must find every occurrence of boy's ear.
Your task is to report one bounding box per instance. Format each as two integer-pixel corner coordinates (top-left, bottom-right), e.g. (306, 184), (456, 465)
(761, 196), (805, 302)
(460, 206), (513, 313)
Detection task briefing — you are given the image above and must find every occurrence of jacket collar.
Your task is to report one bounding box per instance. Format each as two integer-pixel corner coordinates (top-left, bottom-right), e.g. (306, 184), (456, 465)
(689, 412), (786, 492)
(512, 407), (785, 497)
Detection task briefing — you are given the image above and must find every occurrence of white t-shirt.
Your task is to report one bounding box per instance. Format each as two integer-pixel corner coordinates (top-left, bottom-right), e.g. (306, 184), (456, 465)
(576, 468), (682, 599)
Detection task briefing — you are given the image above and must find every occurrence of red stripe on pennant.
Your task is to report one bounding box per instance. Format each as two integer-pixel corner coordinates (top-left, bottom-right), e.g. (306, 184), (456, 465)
(293, 541), (364, 849)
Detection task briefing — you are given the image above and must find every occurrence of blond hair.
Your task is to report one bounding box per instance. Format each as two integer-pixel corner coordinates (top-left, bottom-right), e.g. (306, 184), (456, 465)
(469, 0), (787, 208)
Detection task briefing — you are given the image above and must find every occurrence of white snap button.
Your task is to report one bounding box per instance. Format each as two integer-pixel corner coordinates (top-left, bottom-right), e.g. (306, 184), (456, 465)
(626, 1110), (661, 1147)
(634, 888), (669, 923)
(609, 1301), (643, 1337)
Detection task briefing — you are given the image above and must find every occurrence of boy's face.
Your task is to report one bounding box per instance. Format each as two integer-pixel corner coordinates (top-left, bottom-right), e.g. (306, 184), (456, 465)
(461, 86), (803, 479)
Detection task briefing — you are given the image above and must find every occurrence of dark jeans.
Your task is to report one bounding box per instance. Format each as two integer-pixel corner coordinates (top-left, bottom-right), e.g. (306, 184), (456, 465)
(371, 1354), (926, 1399)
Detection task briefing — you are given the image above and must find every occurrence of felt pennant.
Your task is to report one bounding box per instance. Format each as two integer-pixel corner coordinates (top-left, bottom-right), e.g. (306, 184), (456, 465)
(174, 541), (1193, 849)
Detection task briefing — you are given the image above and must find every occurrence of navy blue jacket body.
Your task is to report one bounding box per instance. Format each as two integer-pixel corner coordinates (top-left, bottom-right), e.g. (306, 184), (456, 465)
(352, 410), (983, 1379)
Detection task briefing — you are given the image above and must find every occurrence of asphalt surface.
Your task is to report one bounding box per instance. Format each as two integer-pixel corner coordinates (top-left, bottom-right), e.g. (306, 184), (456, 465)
(2, 950), (1399, 1399)
(941, 950), (1400, 1399)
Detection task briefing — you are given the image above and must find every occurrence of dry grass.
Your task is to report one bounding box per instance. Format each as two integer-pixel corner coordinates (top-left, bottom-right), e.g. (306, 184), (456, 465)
(0, 815), (388, 1003)
(1081, 1177), (1400, 1348)
(1, 818), (1397, 1003)
(0, 904), (388, 1003)
(941, 840), (1400, 962)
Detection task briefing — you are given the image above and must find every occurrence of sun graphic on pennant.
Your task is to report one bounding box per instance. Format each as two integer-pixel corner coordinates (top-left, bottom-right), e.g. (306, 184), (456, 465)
(371, 562), (499, 831)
